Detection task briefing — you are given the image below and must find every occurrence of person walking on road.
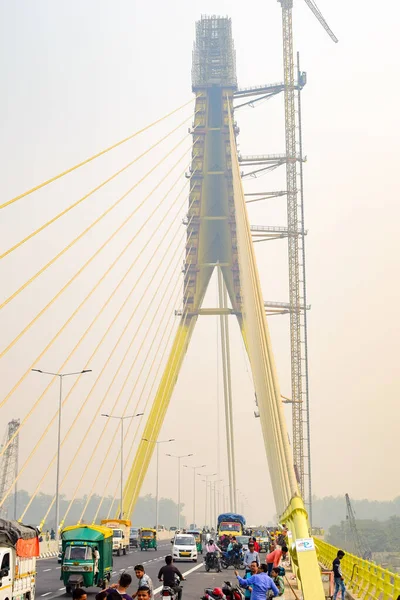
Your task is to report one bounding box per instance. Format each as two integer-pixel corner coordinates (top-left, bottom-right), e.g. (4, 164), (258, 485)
(235, 564), (279, 599)
(333, 550), (346, 600)
(243, 542), (260, 573)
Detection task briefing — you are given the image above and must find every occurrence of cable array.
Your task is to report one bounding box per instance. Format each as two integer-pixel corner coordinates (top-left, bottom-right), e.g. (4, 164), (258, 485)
(1, 99), (196, 528)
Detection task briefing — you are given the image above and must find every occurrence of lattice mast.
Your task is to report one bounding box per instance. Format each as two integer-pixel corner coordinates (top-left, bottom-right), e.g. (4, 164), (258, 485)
(345, 493), (372, 559)
(278, 0), (308, 506)
(0, 419), (20, 518)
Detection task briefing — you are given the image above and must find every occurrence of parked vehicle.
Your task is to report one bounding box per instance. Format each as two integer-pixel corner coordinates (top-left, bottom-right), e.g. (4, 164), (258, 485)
(0, 518), (39, 600)
(100, 519), (130, 556)
(222, 581), (245, 600)
(172, 534), (197, 562)
(129, 527), (139, 548)
(140, 528), (157, 551)
(217, 514), (246, 538)
(60, 524), (113, 594)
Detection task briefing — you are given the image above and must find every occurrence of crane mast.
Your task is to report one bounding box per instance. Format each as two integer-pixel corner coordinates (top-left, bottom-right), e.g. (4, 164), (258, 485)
(278, 0), (308, 508)
(278, 0), (337, 524)
(345, 493), (372, 560)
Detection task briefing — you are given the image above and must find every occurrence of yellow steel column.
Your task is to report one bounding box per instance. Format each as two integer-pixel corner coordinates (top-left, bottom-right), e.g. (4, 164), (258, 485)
(121, 317), (195, 517)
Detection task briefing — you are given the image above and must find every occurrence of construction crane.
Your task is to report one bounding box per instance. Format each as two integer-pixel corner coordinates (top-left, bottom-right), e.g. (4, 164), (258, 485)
(277, 0), (337, 523)
(0, 419), (20, 519)
(345, 493), (372, 560)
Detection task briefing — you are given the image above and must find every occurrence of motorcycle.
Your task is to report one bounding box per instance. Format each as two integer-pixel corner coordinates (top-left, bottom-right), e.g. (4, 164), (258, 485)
(161, 575), (183, 600)
(201, 588), (226, 600)
(222, 581), (245, 600)
(204, 551), (222, 572)
(221, 547), (244, 570)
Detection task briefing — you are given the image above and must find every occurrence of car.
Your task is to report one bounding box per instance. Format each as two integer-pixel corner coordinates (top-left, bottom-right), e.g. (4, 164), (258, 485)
(130, 527), (139, 548)
(235, 535), (251, 551)
(172, 534), (197, 562)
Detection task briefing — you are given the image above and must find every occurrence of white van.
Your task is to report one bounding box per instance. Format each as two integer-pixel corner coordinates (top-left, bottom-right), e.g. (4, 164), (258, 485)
(172, 534), (197, 562)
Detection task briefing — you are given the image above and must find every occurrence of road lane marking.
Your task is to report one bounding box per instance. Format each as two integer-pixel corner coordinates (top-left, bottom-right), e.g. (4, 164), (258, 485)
(59, 588), (66, 591)
(153, 563), (203, 596)
(41, 593), (52, 597)
(43, 569), (52, 572)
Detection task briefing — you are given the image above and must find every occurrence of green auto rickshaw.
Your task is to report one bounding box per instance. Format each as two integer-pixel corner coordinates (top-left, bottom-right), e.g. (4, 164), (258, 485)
(140, 528), (157, 550)
(60, 524), (113, 594)
(187, 530), (202, 554)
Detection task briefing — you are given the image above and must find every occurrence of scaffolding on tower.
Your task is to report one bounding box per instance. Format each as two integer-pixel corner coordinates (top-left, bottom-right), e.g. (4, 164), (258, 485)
(0, 419), (20, 519)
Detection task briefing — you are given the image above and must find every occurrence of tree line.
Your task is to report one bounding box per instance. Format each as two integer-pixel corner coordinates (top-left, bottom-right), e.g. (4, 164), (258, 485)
(2, 490), (186, 530)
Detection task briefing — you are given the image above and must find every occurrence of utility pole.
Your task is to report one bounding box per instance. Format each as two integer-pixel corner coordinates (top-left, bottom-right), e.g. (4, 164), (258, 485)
(101, 413), (143, 518)
(143, 438), (174, 531)
(184, 464), (206, 526)
(166, 453), (193, 529)
(32, 368), (92, 539)
(199, 472), (216, 528)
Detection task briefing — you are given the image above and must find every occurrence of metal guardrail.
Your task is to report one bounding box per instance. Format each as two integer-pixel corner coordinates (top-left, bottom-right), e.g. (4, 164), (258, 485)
(314, 538), (400, 600)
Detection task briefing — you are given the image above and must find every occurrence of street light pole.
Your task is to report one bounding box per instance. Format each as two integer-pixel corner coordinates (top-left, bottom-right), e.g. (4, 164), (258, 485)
(101, 413), (143, 518)
(183, 464), (206, 526)
(212, 479), (223, 528)
(198, 472), (216, 528)
(143, 438), (174, 532)
(166, 453), (193, 530)
(32, 368), (92, 541)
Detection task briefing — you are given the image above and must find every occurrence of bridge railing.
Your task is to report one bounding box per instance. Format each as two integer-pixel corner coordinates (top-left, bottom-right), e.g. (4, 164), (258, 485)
(315, 538), (400, 600)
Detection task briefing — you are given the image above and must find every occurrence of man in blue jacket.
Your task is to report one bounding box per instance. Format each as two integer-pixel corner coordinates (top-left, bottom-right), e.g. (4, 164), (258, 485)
(235, 564), (279, 599)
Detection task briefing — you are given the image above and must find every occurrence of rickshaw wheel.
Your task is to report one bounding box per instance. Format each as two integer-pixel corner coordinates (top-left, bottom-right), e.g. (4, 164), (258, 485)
(66, 586), (72, 595)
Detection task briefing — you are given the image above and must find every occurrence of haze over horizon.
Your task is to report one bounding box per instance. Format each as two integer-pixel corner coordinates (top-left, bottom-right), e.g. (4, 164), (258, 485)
(0, 0), (399, 526)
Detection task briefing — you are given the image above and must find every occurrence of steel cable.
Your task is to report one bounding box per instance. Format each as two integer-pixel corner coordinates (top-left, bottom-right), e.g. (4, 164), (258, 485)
(16, 183), (195, 522)
(38, 220), (190, 528)
(0, 132), (190, 314)
(0, 98), (193, 210)
(0, 114), (193, 260)
(0, 143), (194, 419)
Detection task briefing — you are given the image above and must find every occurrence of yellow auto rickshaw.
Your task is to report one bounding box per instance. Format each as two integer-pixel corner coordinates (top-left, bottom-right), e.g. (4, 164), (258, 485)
(140, 528), (157, 551)
(187, 530), (202, 554)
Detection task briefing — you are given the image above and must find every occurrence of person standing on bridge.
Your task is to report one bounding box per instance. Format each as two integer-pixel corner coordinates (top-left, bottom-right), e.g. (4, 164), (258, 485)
(332, 550), (346, 600)
(133, 565), (153, 599)
(235, 564), (279, 599)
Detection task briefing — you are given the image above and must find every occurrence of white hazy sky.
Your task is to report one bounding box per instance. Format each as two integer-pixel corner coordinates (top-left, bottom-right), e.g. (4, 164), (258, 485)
(0, 0), (399, 526)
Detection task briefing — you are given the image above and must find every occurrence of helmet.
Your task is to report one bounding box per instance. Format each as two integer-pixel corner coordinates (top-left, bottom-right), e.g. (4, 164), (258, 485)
(212, 589), (223, 598)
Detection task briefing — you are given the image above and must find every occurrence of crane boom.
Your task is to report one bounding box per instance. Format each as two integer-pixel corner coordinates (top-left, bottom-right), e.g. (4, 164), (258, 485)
(303, 0), (338, 43)
(345, 493), (372, 560)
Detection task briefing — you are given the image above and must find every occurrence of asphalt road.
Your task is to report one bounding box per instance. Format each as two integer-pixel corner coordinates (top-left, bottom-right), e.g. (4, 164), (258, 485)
(36, 542), (174, 599)
(36, 549), (293, 600)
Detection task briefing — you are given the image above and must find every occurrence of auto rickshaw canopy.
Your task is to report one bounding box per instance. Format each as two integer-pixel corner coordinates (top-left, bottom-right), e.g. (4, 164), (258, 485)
(62, 524), (113, 541)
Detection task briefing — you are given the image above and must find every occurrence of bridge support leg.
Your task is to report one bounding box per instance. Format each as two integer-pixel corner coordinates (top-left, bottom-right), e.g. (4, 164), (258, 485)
(122, 317), (196, 518)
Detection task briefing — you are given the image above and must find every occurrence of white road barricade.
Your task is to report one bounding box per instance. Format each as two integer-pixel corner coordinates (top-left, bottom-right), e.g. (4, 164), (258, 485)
(39, 540), (58, 558)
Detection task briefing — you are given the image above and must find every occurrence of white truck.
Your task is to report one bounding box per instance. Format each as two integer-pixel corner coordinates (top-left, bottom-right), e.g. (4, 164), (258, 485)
(0, 519), (39, 600)
(100, 519), (130, 556)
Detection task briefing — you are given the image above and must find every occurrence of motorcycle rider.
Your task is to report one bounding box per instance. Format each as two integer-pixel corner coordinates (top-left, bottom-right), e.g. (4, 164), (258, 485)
(158, 555), (185, 600)
(205, 539), (222, 570)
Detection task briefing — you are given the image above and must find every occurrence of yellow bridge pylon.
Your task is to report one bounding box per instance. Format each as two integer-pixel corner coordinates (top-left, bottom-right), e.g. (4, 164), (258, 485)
(122, 16), (324, 598)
